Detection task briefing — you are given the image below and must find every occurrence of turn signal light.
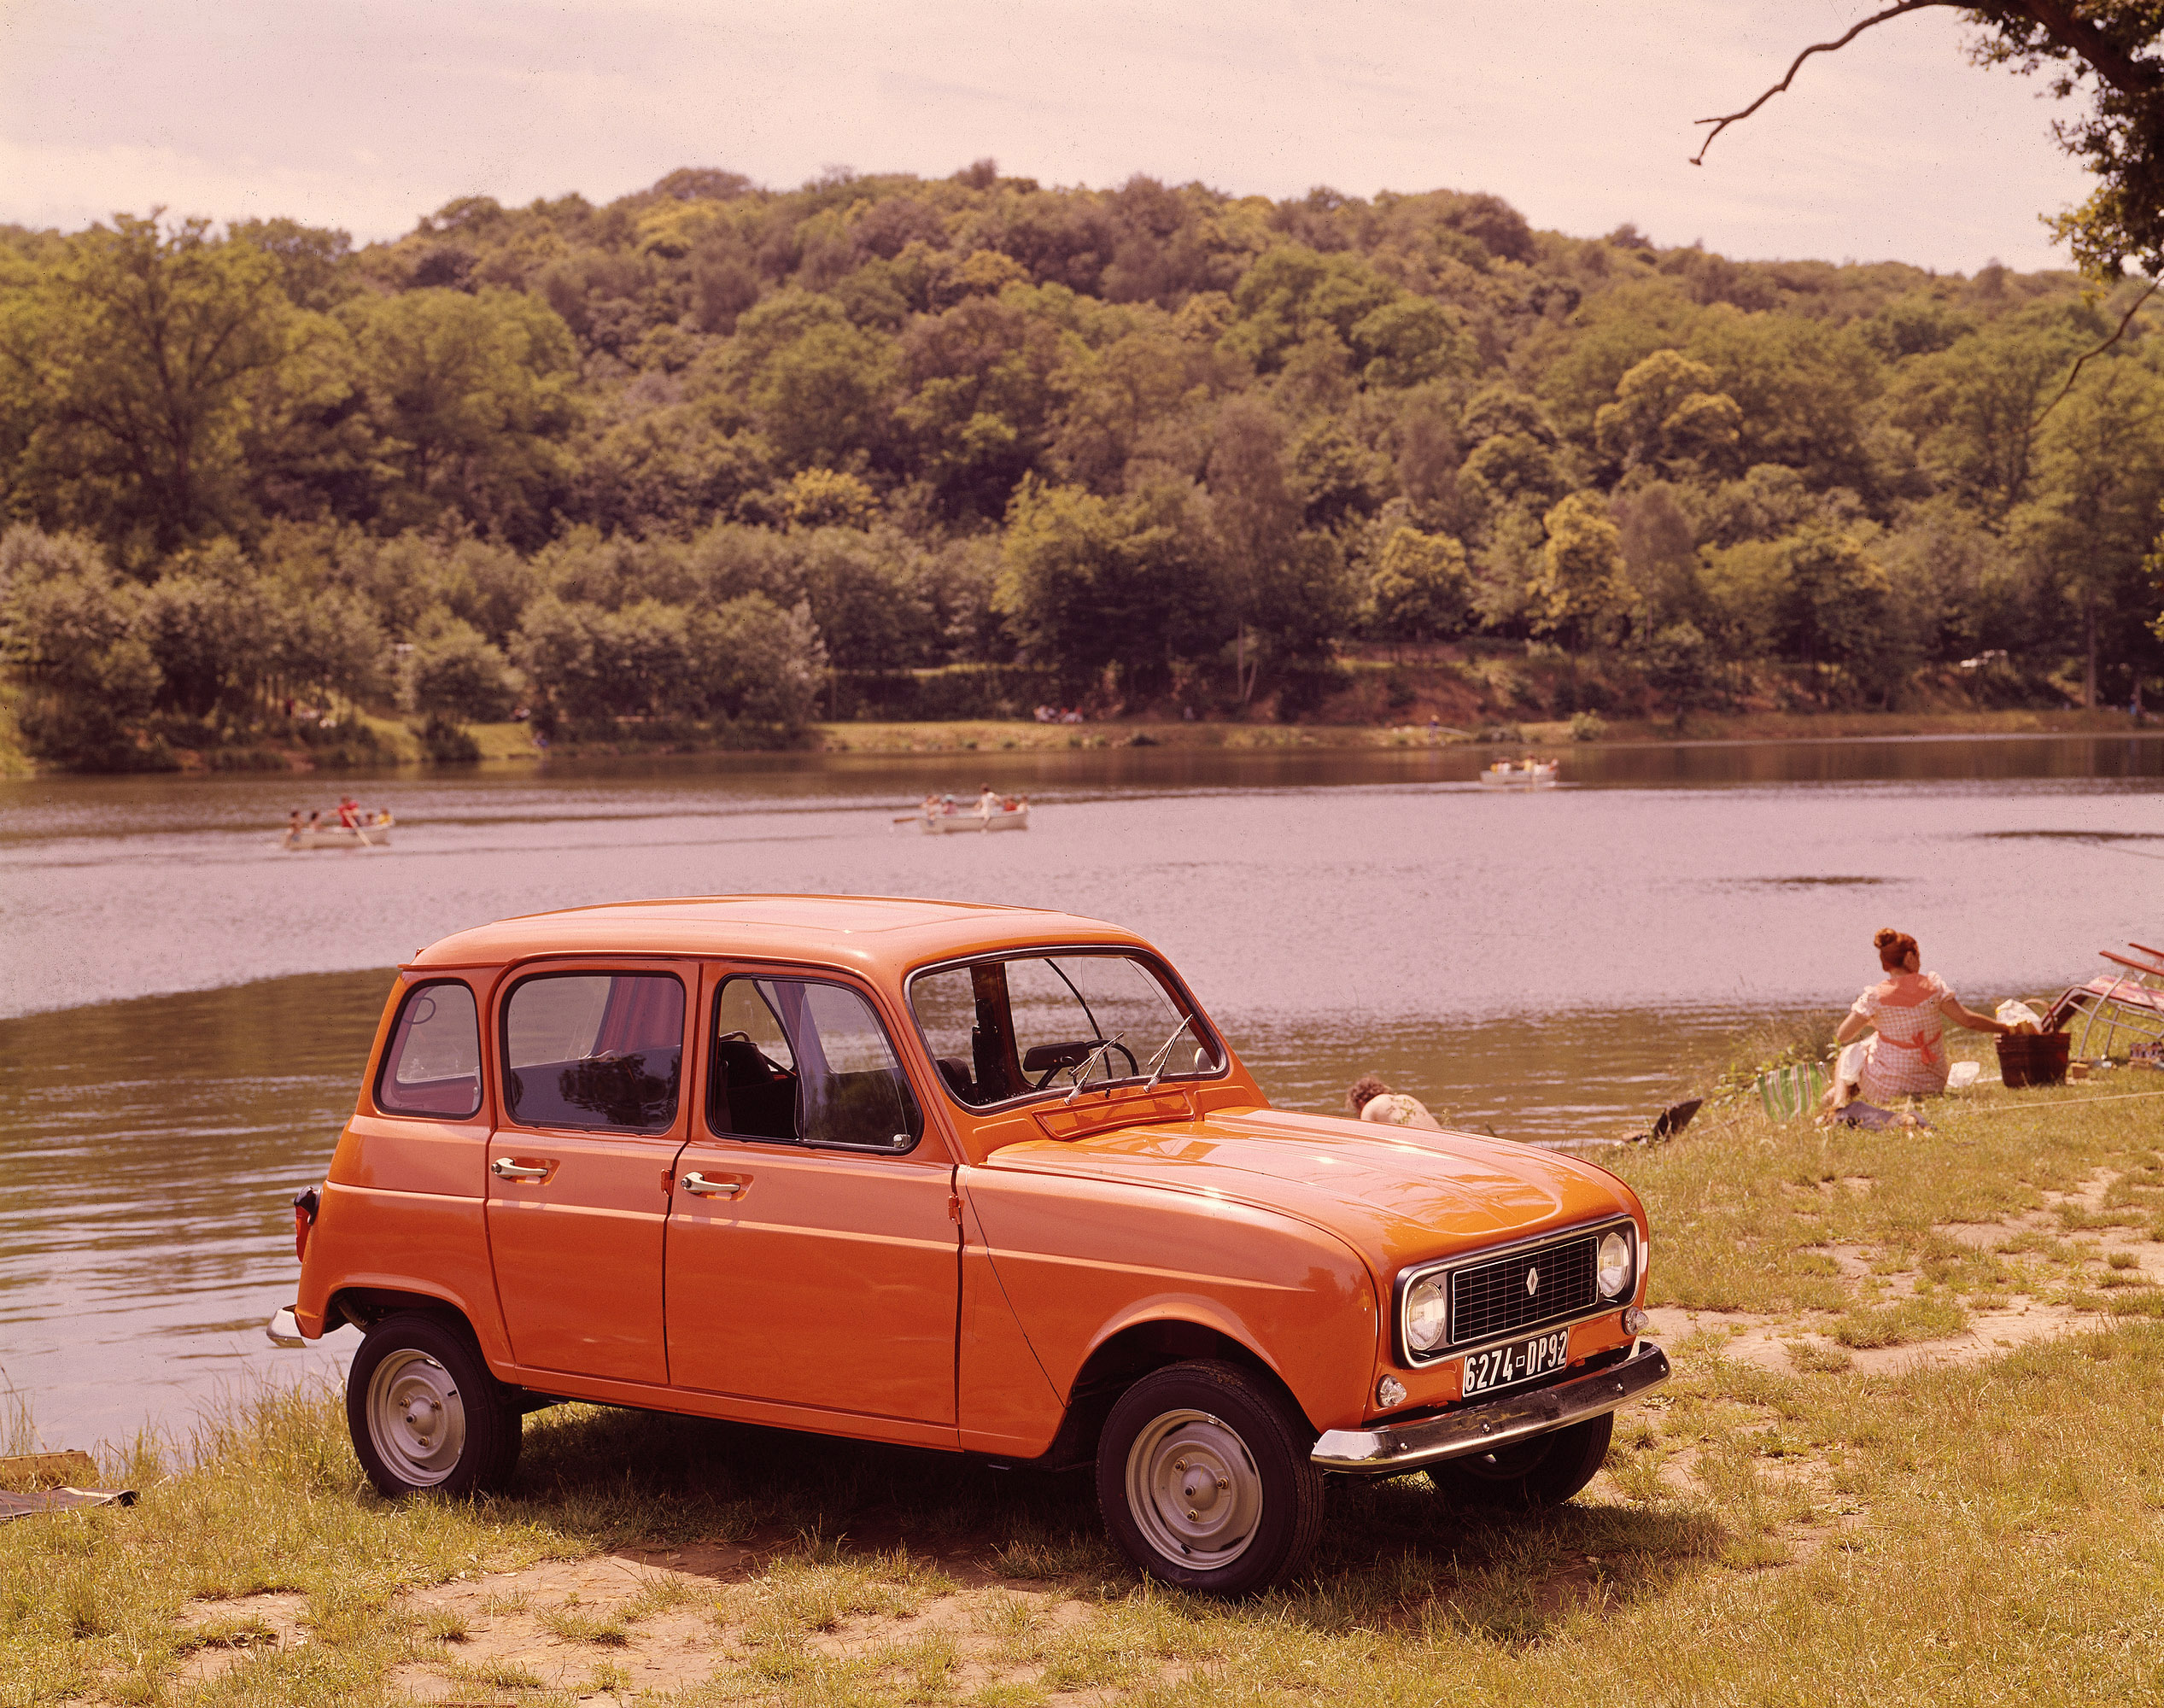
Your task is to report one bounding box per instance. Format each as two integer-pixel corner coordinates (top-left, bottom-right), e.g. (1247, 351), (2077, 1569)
(1622, 1306), (1650, 1336)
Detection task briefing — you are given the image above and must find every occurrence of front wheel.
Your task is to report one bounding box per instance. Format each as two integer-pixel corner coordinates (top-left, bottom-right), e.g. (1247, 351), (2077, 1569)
(1096, 1360), (1325, 1596)
(1428, 1412), (1612, 1511)
(346, 1313), (521, 1499)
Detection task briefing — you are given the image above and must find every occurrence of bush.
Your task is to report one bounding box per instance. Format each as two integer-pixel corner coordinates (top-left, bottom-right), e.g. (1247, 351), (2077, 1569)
(1569, 710), (1606, 741)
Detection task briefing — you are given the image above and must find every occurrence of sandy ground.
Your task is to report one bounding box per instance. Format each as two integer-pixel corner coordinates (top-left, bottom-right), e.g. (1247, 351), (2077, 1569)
(1651, 1167), (2156, 1377)
(179, 1549), (1129, 1705)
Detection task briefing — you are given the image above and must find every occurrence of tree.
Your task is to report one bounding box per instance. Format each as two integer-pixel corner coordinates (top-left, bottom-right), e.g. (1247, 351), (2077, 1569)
(1643, 619), (1719, 728)
(348, 288), (581, 545)
(2008, 356), (2164, 704)
(1771, 527), (1893, 682)
(1528, 492), (1635, 648)
(0, 214), (293, 552)
(0, 524), (161, 765)
(1367, 525), (1471, 642)
(1594, 349), (1741, 479)
(404, 614), (522, 722)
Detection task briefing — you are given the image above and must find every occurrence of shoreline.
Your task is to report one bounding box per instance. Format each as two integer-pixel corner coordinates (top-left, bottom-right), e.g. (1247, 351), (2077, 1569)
(3, 707), (2150, 777)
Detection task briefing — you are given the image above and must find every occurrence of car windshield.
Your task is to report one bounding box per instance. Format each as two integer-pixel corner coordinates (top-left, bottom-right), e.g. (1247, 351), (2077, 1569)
(908, 951), (1222, 1108)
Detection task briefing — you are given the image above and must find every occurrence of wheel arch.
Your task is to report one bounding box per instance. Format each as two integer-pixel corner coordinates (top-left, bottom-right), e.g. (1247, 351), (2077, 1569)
(327, 1284), (481, 1342)
(1028, 1314), (1313, 1471)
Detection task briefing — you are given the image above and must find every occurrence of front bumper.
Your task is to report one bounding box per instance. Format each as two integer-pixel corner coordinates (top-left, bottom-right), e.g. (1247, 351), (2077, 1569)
(1311, 1342), (1671, 1474)
(264, 1307), (305, 1348)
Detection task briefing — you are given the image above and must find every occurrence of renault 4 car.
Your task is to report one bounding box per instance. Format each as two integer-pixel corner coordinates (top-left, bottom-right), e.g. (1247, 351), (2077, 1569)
(271, 895), (1668, 1594)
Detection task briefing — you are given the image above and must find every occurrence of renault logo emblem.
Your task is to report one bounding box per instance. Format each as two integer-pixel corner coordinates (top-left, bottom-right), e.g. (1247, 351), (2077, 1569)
(1525, 1266), (1540, 1296)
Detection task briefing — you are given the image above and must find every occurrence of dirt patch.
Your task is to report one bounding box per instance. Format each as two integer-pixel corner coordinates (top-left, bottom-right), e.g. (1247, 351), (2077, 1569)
(1646, 1169), (2157, 1376)
(175, 1590), (310, 1683)
(386, 1546), (1114, 1705)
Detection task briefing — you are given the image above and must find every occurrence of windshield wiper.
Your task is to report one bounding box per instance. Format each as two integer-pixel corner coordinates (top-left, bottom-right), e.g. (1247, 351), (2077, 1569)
(1144, 1015), (1196, 1090)
(1063, 1032), (1126, 1103)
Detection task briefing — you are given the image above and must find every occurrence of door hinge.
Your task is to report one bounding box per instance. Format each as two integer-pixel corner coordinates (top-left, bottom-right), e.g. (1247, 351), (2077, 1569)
(947, 1193), (963, 1224)
(661, 1169), (675, 1196)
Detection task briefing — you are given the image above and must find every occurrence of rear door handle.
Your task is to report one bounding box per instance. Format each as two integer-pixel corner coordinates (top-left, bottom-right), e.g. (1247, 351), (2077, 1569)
(490, 1157), (552, 1182)
(681, 1173), (746, 1200)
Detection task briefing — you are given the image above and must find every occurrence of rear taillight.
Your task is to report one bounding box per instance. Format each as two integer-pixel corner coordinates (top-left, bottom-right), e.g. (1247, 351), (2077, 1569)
(292, 1185), (321, 1262)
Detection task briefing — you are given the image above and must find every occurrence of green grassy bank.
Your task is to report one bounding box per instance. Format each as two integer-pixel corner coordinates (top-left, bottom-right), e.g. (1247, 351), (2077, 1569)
(1, 691), (2149, 778)
(7, 1072), (2164, 1705)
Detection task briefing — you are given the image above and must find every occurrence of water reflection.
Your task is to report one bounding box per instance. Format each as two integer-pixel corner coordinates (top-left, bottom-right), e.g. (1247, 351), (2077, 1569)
(0, 972), (383, 1445)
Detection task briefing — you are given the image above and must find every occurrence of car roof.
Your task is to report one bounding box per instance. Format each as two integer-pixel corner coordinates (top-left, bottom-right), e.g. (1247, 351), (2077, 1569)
(406, 894), (1150, 980)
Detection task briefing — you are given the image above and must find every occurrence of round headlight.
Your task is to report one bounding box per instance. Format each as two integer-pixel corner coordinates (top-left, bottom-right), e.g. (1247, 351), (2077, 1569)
(1597, 1229), (1633, 1298)
(1404, 1275), (1448, 1354)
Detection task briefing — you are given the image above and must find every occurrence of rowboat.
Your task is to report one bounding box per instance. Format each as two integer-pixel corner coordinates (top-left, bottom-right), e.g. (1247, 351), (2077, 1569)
(1477, 759), (1559, 788)
(914, 804), (1030, 834)
(279, 824), (394, 851)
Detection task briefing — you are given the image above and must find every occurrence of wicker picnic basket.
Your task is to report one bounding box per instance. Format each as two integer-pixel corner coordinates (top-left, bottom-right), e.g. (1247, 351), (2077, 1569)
(1995, 1031), (2071, 1089)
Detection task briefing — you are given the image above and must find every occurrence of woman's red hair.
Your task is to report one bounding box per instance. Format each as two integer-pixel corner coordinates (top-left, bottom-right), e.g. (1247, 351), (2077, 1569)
(1874, 927), (1918, 971)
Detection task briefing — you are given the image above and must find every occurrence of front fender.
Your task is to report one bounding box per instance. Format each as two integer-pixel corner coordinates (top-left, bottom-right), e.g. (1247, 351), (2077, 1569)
(961, 1164), (1379, 1433)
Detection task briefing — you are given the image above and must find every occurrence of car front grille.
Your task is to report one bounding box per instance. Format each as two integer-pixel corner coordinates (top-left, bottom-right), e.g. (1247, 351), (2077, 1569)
(1449, 1231), (1600, 1347)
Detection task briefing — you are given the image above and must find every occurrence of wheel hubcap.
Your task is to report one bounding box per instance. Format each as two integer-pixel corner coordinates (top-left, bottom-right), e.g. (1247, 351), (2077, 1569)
(1125, 1408), (1261, 1568)
(366, 1348), (466, 1487)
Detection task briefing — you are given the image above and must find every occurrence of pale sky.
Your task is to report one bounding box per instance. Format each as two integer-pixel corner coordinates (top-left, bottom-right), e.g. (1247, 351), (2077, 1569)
(0, 0), (2095, 272)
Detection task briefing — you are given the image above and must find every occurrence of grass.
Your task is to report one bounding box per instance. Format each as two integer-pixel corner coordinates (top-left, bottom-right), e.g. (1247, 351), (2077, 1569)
(8, 1079), (2164, 1704)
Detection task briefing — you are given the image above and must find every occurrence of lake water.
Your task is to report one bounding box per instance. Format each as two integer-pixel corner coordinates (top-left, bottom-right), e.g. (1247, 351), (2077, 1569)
(3, 734), (2157, 1447)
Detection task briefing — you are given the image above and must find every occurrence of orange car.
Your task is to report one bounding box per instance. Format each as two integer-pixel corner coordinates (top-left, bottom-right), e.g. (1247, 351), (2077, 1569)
(269, 896), (1668, 1594)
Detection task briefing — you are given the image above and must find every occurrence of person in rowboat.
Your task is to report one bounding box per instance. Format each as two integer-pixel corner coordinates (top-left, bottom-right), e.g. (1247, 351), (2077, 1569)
(1825, 927), (2011, 1111)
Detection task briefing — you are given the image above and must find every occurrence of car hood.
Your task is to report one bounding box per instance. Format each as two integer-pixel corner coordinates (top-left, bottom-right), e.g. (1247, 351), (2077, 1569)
(981, 1105), (1638, 1280)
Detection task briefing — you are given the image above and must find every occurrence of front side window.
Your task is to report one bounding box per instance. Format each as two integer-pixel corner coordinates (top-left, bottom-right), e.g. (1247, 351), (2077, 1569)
(908, 951), (1223, 1108)
(502, 972), (684, 1133)
(708, 977), (921, 1151)
(376, 980), (483, 1117)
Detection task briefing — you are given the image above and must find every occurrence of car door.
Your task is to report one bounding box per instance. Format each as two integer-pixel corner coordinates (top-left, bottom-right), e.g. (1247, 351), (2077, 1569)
(485, 960), (691, 1385)
(664, 966), (959, 1429)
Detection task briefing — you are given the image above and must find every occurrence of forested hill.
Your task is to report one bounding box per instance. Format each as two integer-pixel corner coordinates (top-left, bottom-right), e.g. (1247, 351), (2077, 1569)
(1, 163), (2158, 768)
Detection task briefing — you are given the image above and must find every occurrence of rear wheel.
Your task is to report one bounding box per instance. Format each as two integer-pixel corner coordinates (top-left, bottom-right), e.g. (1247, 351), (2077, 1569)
(346, 1313), (521, 1499)
(1429, 1412), (1612, 1511)
(1096, 1360), (1325, 1596)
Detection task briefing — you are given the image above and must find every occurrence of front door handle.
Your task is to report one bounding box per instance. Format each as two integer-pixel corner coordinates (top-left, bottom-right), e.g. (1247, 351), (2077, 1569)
(491, 1156), (552, 1182)
(681, 1173), (746, 1200)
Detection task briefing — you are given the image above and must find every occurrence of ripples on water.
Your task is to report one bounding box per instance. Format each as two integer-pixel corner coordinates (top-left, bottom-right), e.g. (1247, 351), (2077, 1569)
(1, 734), (2156, 1444)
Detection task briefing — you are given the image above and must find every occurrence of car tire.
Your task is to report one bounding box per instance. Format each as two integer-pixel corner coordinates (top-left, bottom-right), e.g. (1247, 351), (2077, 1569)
(1096, 1360), (1325, 1596)
(346, 1312), (521, 1499)
(1429, 1412), (1613, 1511)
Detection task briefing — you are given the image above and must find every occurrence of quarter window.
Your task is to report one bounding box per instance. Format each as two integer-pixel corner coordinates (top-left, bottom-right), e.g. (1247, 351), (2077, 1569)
(375, 980), (483, 1118)
(502, 972), (684, 1133)
(708, 977), (921, 1151)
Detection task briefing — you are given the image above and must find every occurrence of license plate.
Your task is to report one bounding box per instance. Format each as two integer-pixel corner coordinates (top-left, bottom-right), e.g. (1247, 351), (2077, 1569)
(1461, 1327), (1570, 1397)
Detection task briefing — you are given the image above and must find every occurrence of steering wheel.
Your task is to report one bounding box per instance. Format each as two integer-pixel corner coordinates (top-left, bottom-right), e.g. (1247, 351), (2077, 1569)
(1091, 1041), (1140, 1081)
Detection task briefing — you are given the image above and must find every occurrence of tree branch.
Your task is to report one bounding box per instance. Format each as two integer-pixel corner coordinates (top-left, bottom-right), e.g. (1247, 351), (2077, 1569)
(1692, 1), (1960, 166)
(2028, 275), (2164, 432)
(2013, 0), (2161, 96)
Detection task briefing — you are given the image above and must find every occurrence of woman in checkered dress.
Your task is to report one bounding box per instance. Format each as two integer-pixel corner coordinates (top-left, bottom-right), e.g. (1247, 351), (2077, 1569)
(1830, 927), (2012, 1108)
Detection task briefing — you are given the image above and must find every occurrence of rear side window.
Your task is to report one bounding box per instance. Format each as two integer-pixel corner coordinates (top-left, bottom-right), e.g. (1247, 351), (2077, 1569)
(708, 977), (922, 1151)
(502, 972), (684, 1133)
(376, 980), (483, 1118)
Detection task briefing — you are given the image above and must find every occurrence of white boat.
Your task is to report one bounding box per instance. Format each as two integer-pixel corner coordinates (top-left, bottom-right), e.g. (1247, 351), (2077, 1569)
(1477, 759), (1559, 789)
(916, 804), (1031, 834)
(279, 823), (394, 851)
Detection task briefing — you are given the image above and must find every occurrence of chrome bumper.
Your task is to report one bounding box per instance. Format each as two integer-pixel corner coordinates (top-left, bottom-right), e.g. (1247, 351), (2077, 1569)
(264, 1307), (305, 1348)
(1312, 1342), (1671, 1474)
